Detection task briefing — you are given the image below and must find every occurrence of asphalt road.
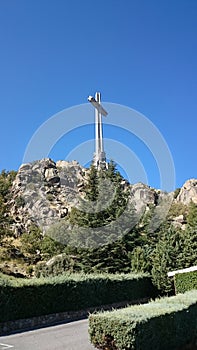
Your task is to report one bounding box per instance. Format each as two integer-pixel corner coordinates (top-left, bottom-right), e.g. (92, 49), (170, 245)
(0, 319), (96, 350)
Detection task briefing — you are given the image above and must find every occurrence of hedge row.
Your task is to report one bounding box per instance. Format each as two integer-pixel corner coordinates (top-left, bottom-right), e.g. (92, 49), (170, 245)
(175, 270), (197, 293)
(0, 273), (157, 322)
(89, 290), (197, 350)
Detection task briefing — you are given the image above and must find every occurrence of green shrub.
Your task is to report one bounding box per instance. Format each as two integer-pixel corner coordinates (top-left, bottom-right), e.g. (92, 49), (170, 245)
(34, 253), (79, 277)
(175, 270), (197, 294)
(46, 193), (54, 202)
(89, 290), (197, 350)
(15, 196), (25, 208)
(173, 188), (181, 199)
(0, 273), (156, 322)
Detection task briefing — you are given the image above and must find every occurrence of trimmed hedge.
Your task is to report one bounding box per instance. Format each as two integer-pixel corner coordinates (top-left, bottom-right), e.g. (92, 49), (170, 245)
(175, 270), (197, 293)
(89, 290), (197, 350)
(0, 273), (156, 322)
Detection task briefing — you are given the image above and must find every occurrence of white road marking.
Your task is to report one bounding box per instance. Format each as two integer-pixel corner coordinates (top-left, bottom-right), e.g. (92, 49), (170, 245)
(0, 344), (14, 350)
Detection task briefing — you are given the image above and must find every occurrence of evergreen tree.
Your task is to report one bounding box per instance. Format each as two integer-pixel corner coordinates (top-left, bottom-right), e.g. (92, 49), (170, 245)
(0, 170), (17, 199)
(21, 225), (64, 260)
(83, 164), (99, 201)
(151, 227), (185, 294)
(180, 200), (197, 268)
(0, 196), (9, 240)
(186, 201), (197, 228)
(21, 225), (43, 255)
(131, 245), (152, 273)
(0, 170), (16, 241)
(69, 161), (133, 236)
(181, 226), (197, 268)
(78, 239), (131, 273)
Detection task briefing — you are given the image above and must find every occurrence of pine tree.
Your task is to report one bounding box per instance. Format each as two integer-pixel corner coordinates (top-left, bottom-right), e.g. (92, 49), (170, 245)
(69, 161), (132, 231)
(83, 164), (99, 201)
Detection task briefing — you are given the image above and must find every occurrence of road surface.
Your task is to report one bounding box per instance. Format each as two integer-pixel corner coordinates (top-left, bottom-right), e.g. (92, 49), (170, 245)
(0, 319), (96, 350)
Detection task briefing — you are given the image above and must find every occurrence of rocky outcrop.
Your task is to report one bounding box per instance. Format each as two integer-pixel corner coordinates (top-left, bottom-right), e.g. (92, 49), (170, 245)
(176, 179), (197, 205)
(9, 159), (87, 235)
(9, 159), (164, 236)
(8, 158), (197, 235)
(172, 214), (187, 230)
(130, 183), (156, 204)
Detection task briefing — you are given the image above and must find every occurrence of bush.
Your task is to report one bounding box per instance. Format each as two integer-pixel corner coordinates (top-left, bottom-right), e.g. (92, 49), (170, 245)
(0, 273), (156, 322)
(173, 188), (181, 199)
(15, 196), (25, 208)
(34, 253), (80, 277)
(89, 290), (197, 350)
(175, 270), (197, 294)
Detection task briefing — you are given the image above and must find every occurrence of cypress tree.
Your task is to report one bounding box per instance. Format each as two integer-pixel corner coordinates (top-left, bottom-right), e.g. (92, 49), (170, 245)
(151, 227), (185, 294)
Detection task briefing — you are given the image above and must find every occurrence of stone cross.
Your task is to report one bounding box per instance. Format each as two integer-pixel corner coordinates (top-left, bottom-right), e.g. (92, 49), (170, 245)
(88, 92), (108, 169)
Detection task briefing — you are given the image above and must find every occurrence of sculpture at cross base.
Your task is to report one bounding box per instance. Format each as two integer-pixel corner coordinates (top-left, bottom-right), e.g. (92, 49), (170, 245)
(88, 92), (108, 169)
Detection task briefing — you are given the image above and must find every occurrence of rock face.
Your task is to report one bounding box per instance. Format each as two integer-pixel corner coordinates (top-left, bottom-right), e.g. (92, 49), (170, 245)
(8, 158), (197, 235)
(9, 159), (87, 235)
(176, 179), (197, 205)
(130, 183), (156, 204)
(172, 214), (187, 230)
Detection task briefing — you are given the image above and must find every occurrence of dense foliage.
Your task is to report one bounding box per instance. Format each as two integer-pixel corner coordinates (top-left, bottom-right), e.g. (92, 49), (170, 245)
(0, 170), (16, 240)
(175, 270), (197, 293)
(0, 164), (197, 295)
(89, 290), (197, 350)
(60, 162), (137, 247)
(0, 272), (156, 322)
(43, 192), (197, 294)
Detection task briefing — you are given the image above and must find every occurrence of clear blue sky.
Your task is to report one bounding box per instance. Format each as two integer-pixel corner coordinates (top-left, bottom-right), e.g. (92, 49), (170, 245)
(0, 0), (196, 190)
